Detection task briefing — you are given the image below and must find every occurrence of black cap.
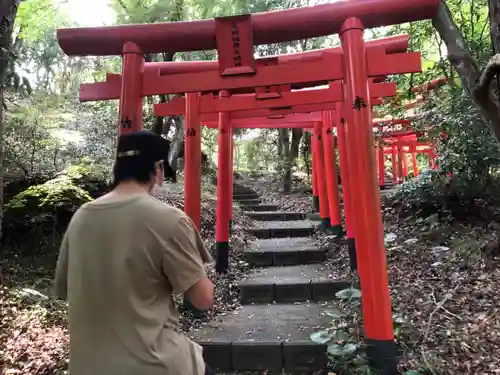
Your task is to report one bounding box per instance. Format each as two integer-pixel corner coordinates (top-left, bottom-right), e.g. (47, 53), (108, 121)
(116, 130), (170, 162)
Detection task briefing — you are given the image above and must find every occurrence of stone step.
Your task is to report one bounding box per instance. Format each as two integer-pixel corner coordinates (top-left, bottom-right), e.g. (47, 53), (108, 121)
(244, 238), (326, 267)
(236, 198), (261, 205)
(305, 213), (321, 221)
(240, 204), (279, 212)
(234, 189), (253, 195)
(233, 193), (260, 200)
(247, 221), (318, 239)
(245, 211), (306, 221)
(233, 186), (256, 192)
(238, 264), (350, 304)
(190, 302), (335, 372)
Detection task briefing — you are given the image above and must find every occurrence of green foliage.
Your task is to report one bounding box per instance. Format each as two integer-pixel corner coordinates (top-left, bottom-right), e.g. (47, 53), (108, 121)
(11, 0), (73, 95)
(110, 0), (186, 24)
(16, 0), (63, 42)
(423, 91), (500, 183)
(388, 85), (500, 223)
(66, 159), (111, 198)
(370, 0), (500, 228)
(2, 162), (109, 253)
(388, 167), (500, 224)
(310, 287), (369, 374)
(6, 175), (91, 210)
(310, 286), (409, 374)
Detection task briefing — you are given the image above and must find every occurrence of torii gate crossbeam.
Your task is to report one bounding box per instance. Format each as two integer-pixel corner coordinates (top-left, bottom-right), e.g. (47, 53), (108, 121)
(56, 0), (439, 55)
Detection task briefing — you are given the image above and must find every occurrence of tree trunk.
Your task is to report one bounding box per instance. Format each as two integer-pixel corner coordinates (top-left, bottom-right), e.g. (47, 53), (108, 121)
(433, 0), (500, 141)
(290, 128), (303, 160)
(169, 116), (184, 172)
(152, 95), (168, 135)
(490, 0), (500, 52)
(235, 137), (240, 170)
(302, 132), (311, 182)
(0, 0), (21, 248)
(279, 128), (292, 193)
(151, 52), (175, 136)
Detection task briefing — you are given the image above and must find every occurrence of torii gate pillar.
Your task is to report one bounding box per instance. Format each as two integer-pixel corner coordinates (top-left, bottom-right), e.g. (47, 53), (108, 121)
(312, 143), (320, 212)
(215, 91), (232, 274)
(118, 42), (145, 134)
(340, 17), (396, 374)
(184, 93), (202, 230)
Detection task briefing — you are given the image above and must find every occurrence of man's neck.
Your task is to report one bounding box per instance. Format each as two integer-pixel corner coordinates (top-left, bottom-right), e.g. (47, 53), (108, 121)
(112, 181), (151, 195)
(95, 181), (151, 203)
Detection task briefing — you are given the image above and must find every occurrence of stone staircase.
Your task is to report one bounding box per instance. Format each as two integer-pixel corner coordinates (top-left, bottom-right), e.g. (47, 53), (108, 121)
(380, 178), (397, 196)
(190, 183), (349, 373)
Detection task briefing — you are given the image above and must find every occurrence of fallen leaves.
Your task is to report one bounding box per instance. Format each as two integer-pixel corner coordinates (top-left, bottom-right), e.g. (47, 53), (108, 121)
(384, 207), (500, 374)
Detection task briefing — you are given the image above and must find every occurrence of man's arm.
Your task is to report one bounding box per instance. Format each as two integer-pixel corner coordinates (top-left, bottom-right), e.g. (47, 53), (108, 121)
(161, 216), (214, 310)
(53, 233), (69, 300)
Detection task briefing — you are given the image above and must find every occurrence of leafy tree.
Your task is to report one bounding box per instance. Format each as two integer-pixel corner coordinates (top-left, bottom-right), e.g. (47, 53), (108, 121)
(0, 0), (23, 244)
(431, 0), (500, 141)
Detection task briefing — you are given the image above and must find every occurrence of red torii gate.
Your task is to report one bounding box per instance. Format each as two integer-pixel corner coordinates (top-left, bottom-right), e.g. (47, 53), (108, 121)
(72, 36), (419, 237)
(157, 82), (397, 264)
(145, 34), (408, 75)
(373, 117), (438, 184)
(378, 78), (447, 179)
(380, 132), (431, 183)
(155, 81), (393, 117)
(56, 1), (438, 55)
(56, 0), (441, 372)
(79, 34), (408, 104)
(384, 134), (437, 180)
(199, 111), (411, 272)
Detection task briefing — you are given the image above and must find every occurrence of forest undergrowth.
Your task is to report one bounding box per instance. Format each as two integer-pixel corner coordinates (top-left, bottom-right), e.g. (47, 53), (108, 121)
(381, 171), (500, 374)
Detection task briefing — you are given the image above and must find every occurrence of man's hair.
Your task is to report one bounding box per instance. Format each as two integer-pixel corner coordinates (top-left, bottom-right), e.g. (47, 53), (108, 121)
(112, 130), (172, 186)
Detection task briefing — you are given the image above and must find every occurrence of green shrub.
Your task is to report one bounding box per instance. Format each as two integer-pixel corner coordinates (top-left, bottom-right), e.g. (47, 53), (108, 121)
(2, 161), (109, 253)
(6, 175), (92, 210)
(386, 169), (500, 223)
(66, 159), (110, 198)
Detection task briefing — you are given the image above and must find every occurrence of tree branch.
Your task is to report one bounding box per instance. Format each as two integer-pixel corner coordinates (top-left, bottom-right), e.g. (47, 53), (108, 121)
(475, 54), (500, 96)
(490, 0), (500, 53)
(432, 0), (500, 142)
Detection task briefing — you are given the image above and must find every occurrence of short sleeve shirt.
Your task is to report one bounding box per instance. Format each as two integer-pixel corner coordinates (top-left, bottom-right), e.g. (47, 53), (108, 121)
(53, 195), (212, 375)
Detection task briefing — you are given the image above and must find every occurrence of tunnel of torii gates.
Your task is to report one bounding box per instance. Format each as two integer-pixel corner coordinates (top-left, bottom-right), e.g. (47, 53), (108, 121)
(156, 99), (436, 272)
(56, 0), (442, 372)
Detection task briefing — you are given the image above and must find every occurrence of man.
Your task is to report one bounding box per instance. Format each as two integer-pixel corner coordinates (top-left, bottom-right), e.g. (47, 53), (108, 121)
(53, 130), (214, 375)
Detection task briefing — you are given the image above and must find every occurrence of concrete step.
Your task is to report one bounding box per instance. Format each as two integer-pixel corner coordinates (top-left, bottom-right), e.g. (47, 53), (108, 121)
(240, 204), (279, 212)
(305, 213), (321, 221)
(244, 238), (327, 267)
(245, 211), (305, 221)
(236, 198), (261, 205)
(190, 302), (336, 372)
(238, 264), (350, 304)
(233, 193), (260, 200)
(247, 220), (318, 239)
(233, 190), (258, 196)
(233, 187), (257, 194)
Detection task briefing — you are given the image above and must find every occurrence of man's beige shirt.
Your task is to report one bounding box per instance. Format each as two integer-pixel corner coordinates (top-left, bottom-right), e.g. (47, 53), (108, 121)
(53, 195), (212, 375)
